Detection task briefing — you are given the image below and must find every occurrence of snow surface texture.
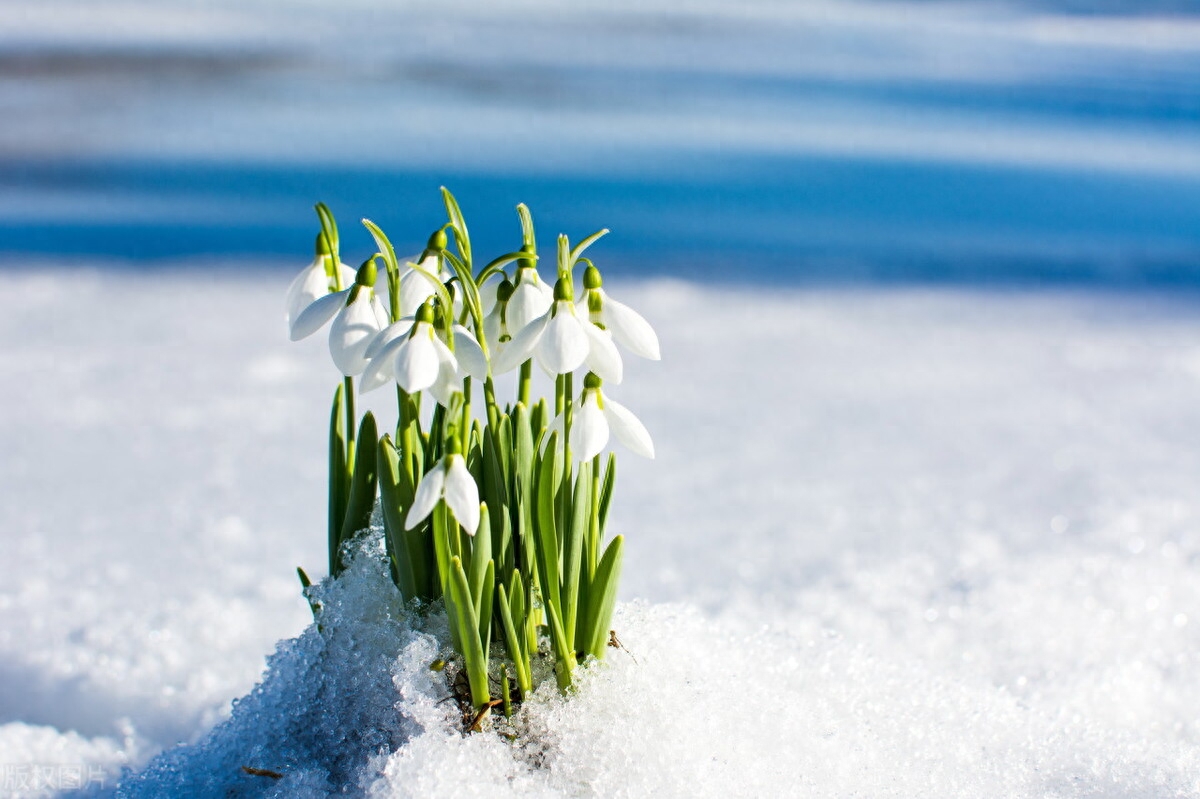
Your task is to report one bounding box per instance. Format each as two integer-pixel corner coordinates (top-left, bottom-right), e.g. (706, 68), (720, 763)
(4, 269), (1200, 796)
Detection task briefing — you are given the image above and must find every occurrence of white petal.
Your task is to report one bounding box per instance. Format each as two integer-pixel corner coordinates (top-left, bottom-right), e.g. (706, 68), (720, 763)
(539, 308), (589, 375)
(482, 307), (504, 357)
(603, 292), (661, 360)
(582, 322), (623, 384)
(571, 393), (609, 461)
(370, 295), (390, 329)
(478, 273), (503, 316)
(540, 409), (567, 454)
(426, 336), (462, 406)
(405, 466), (445, 529)
(290, 288), (348, 341)
(329, 292), (386, 376)
(603, 398), (655, 458)
(398, 257), (442, 317)
(393, 326), (441, 392)
(336, 262), (357, 291)
(452, 325), (489, 380)
(364, 318), (414, 360)
(285, 259), (326, 326)
(492, 313), (548, 375)
(359, 335), (407, 393)
(507, 279), (553, 332)
(443, 455), (480, 535)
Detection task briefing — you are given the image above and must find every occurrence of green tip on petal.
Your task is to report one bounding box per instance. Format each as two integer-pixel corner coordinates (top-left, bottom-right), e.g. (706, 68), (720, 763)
(583, 265), (603, 290)
(415, 301), (435, 324)
(497, 279), (515, 303)
(315, 232), (330, 256)
(428, 229), (448, 252)
(583, 371), (603, 390)
(587, 291), (604, 315)
(553, 277), (573, 302)
(356, 257), (377, 287)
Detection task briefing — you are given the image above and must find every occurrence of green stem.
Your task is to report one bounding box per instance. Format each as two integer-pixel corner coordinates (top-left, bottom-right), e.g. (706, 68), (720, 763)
(343, 376), (357, 476)
(519, 361), (533, 407)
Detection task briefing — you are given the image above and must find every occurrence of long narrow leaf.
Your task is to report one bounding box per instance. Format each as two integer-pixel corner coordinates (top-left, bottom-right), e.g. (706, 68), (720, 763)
(448, 557), (489, 708)
(328, 384), (349, 574)
(582, 535), (624, 659)
(339, 412), (379, 545)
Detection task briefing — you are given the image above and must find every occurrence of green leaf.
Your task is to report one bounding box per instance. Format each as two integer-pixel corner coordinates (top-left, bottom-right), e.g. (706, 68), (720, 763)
(478, 559), (494, 663)
(544, 599), (574, 691)
(497, 581), (532, 693)
(339, 412), (379, 546)
(379, 435), (425, 602)
(448, 556), (490, 708)
(598, 452), (616, 535)
(535, 434), (562, 618)
(582, 535), (624, 659)
(328, 384), (349, 575)
(362, 218), (398, 274)
(441, 186), (471, 265)
(517, 202), (535, 250)
(562, 462), (591, 655)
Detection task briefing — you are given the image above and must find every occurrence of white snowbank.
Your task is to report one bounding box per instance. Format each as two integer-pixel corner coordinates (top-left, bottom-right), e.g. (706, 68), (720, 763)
(4, 269), (1200, 796)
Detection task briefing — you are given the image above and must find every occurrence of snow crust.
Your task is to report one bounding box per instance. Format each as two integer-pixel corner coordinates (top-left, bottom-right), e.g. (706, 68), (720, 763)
(4, 269), (1200, 796)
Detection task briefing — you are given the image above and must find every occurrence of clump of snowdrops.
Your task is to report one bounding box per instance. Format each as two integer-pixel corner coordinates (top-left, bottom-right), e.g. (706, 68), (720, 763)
(287, 190), (659, 720)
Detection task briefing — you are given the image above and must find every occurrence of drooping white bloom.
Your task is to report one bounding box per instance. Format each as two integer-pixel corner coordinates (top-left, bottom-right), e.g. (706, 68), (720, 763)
(395, 254), (453, 319)
(506, 263), (554, 333)
(546, 373), (654, 461)
(481, 278), (516, 361)
(492, 278), (622, 380)
(358, 303), (487, 406)
(576, 265), (660, 360)
(290, 261), (389, 376)
(406, 452), (480, 534)
(284, 236), (355, 334)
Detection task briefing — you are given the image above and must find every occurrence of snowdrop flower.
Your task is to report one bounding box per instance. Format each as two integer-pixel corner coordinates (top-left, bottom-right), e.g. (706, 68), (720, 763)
(492, 278), (621, 380)
(481, 278), (516, 359)
(290, 259), (389, 376)
(406, 445), (480, 534)
(577, 265), (660, 361)
(358, 302), (487, 405)
(506, 256), (554, 333)
(284, 234), (355, 334)
(395, 253), (455, 319)
(547, 373), (654, 461)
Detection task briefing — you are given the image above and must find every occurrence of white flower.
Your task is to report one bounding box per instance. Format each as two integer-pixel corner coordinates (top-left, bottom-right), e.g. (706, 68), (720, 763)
(358, 304), (488, 406)
(406, 452), (480, 534)
(481, 278), (516, 360)
(576, 265), (660, 360)
(546, 373), (654, 461)
(395, 254), (454, 319)
(290, 261), (389, 377)
(492, 278), (622, 380)
(284, 237), (355, 334)
(506, 263), (553, 333)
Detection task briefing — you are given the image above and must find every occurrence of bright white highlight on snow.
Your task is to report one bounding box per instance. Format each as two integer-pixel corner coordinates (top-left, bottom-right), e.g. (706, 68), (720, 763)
(4, 270), (1200, 796)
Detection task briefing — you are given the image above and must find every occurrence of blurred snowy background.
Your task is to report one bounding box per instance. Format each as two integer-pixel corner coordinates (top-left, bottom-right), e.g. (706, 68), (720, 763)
(4, 1), (1200, 796)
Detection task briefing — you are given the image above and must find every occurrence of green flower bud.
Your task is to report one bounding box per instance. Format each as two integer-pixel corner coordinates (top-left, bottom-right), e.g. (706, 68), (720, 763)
(428, 228), (448, 252)
(315, 232), (330, 256)
(415, 301), (435, 325)
(553, 277), (574, 302)
(583, 265), (603, 290)
(355, 257), (377, 287)
(496, 279), (515, 303)
(583, 372), (603, 390)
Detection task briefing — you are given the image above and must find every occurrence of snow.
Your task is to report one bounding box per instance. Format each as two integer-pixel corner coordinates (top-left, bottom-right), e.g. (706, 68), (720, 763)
(4, 268), (1200, 796)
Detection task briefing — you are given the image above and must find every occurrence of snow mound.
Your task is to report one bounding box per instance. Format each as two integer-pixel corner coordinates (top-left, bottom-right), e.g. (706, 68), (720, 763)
(102, 523), (1200, 798)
